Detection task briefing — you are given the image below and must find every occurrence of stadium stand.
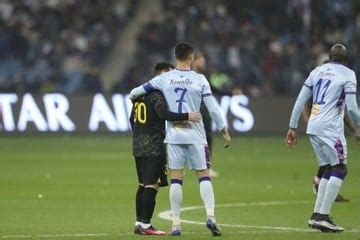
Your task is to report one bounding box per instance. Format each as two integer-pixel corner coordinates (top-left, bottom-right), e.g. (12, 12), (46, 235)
(119, 0), (358, 96)
(0, 0), (357, 96)
(0, 0), (137, 94)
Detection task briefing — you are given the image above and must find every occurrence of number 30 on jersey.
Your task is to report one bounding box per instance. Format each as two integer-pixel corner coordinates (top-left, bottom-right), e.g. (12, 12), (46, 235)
(134, 102), (147, 124)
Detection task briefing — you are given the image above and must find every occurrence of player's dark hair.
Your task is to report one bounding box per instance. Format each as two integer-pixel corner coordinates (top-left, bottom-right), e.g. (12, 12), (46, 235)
(329, 43), (347, 64)
(175, 42), (194, 61)
(154, 62), (174, 75)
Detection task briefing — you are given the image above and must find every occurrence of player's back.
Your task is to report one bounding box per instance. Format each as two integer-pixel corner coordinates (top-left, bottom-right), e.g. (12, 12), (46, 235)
(131, 91), (166, 157)
(148, 69), (210, 144)
(306, 63), (356, 137)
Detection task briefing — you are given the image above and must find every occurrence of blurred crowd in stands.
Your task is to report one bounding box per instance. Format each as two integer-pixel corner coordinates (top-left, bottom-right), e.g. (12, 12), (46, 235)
(0, 0), (136, 94)
(0, 0), (358, 96)
(121, 0), (358, 96)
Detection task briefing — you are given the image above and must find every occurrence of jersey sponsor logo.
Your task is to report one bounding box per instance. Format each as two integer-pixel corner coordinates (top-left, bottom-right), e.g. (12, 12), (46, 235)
(310, 104), (320, 120)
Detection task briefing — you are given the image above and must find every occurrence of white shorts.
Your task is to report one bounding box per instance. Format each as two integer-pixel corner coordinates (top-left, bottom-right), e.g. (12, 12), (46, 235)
(309, 135), (347, 166)
(167, 144), (210, 170)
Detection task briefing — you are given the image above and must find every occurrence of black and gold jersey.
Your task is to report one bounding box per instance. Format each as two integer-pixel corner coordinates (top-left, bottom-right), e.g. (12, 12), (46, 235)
(130, 90), (188, 157)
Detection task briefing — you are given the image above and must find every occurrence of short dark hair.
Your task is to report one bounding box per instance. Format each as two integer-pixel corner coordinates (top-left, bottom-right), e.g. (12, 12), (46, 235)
(154, 62), (174, 75)
(175, 42), (194, 61)
(329, 43), (347, 64)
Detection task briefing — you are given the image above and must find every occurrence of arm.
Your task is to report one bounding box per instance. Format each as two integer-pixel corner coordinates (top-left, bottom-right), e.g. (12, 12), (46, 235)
(154, 103), (188, 121)
(150, 91), (200, 122)
(289, 86), (313, 129)
(344, 72), (360, 129)
(345, 94), (360, 129)
(129, 85), (147, 100)
(344, 111), (356, 133)
(129, 75), (163, 100)
(203, 95), (231, 147)
(203, 95), (226, 131)
(129, 105), (135, 130)
(301, 100), (312, 124)
(286, 86), (313, 148)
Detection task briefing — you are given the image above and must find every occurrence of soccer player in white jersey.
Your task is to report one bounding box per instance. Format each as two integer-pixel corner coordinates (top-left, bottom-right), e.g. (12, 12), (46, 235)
(130, 42), (231, 236)
(286, 44), (360, 232)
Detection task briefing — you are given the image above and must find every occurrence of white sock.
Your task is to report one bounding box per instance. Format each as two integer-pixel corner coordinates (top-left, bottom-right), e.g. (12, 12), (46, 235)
(170, 181), (183, 227)
(199, 178), (215, 222)
(313, 178), (328, 213)
(140, 223), (151, 229)
(320, 176), (343, 215)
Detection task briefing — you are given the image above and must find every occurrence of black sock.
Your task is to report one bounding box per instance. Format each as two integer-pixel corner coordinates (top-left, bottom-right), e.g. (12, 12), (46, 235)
(142, 187), (158, 224)
(135, 185), (145, 222)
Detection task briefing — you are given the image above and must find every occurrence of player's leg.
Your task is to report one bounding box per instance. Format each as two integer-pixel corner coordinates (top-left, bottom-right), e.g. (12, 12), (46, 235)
(312, 165), (326, 195)
(167, 144), (186, 236)
(169, 169), (184, 236)
(134, 157), (145, 234)
(190, 144), (221, 236)
(312, 164), (349, 202)
(314, 136), (347, 232)
(308, 136), (331, 229)
(310, 164), (331, 227)
(137, 156), (168, 235)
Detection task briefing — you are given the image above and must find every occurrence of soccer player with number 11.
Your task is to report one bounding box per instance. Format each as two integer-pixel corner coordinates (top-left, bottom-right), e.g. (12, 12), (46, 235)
(286, 44), (360, 233)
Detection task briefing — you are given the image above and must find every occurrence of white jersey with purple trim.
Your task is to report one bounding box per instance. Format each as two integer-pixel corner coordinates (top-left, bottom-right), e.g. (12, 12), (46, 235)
(143, 69), (212, 144)
(304, 63), (357, 137)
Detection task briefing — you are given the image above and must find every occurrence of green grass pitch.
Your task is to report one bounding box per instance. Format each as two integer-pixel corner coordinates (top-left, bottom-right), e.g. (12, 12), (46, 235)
(0, 135), (359, 240)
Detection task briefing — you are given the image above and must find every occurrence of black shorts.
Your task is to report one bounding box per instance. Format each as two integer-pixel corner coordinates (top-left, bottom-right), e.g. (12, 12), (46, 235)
(135, 156), (168, 187)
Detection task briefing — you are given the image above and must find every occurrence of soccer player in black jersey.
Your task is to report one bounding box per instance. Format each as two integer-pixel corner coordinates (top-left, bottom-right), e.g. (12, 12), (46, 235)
(130, 62), (201, 235)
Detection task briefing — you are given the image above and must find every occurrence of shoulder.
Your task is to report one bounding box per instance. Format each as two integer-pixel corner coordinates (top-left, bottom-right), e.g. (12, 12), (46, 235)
(332, 64), (356, 81)
(148, 90), (165, 103)
(310, 66), (321, 75)
(193, 72), (209, 84)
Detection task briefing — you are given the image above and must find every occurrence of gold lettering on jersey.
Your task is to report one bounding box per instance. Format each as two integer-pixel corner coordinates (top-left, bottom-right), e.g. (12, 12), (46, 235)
(134, 102), (147, 124)
(310, 104), (320, 120)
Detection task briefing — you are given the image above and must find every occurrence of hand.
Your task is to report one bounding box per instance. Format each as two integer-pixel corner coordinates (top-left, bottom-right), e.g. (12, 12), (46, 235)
(354, 128), (360, 143)
(221, 128), (231, 148)
(285, 128), (297, 149)
(188, 112), (202, 122)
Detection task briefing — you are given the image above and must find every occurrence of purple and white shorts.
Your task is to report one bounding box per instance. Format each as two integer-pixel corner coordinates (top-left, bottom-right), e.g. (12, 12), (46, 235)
(309, 135), (347, 166)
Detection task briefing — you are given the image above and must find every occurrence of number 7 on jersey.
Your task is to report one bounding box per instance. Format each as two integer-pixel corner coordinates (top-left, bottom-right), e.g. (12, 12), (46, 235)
(174, 87), (187, 113)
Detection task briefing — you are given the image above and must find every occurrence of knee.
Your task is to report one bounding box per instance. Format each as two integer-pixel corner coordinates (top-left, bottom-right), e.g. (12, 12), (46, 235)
(170, 169), (184, 180)
(196, 169), (209, 179)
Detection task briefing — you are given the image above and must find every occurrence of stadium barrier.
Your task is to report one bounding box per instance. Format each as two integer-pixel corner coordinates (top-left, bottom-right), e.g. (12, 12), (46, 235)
(0, 93), (305, 134)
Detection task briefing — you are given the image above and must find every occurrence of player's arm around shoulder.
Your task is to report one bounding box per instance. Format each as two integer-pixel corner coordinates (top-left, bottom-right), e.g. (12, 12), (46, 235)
(129, 74), (164, 100)
(150, 90), (201, 122)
